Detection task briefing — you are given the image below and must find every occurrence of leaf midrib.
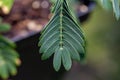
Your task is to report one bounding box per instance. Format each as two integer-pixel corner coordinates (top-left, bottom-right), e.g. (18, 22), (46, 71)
(59, 0), (63, 49)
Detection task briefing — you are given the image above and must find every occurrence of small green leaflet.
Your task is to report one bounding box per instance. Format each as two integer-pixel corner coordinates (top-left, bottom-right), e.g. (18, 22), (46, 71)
(39, 0), (86, 71)
(100, 0), (112, 10)
(0, 23), (11, 32)
(111, 0), (120, 20)
(100, 0), (120, 20)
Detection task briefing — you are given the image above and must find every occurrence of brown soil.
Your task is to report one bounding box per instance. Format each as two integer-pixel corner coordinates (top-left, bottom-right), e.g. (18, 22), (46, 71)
(1, 0), (50, 41)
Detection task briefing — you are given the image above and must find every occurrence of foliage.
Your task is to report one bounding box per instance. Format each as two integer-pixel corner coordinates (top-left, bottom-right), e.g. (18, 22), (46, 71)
(0, 0), (119, 79)
(98, 0), (120, 19)
(39, 0), (86, 71)
(0, 19), (11, 32)
(0, 20), (20, 79)
(0, 0), (14, 14)
(51, 0), (120, 20)
(39, 0), (120, 71)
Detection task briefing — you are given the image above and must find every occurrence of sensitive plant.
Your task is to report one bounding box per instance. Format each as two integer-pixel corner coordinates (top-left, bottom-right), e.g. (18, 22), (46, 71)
(39, 0), (120, 71)
(0, 0), (120, 79)
(0, 19), (20, 79)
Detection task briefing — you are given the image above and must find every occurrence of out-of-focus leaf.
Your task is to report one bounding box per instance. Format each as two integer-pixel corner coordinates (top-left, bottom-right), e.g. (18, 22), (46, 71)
(111, 0), (120, 20)
(0, 23), (11, 32)
(50, 0), (56, 3)
(97, 0), (120, 20)
(0, 0), (14, 14)
(0, 35), (16, 48)
(0, 21), (20, 79)
(100, 0), (112, 10)
(0, 41), (20, 79)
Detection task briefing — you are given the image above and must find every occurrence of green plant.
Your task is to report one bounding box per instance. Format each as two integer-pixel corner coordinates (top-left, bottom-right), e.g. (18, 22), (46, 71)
(0, 0), (120, 79)
(39, 0), (85, 71)
(98, 0), (120, 19)
(0, 19), (20, 79)
(39, 0), (120, 71)
(0, 0), (14, 14)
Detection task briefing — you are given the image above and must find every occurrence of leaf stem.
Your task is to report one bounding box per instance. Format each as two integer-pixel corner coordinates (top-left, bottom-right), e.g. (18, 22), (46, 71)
(59, 0), (63, 49)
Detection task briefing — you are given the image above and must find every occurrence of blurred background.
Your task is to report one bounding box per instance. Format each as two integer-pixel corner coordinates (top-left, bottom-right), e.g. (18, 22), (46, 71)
(63, 5), (120, 80)
(0, 0), (120, 80)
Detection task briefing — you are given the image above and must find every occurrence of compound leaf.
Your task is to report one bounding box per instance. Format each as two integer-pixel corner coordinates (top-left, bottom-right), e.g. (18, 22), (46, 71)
(39, 0), (86, 71)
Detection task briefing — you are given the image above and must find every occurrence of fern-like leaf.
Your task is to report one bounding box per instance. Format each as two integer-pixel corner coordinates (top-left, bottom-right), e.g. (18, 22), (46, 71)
(0, 35), (20, 79)
(39, 0), (85, 71)
(0, 21), (20, 79)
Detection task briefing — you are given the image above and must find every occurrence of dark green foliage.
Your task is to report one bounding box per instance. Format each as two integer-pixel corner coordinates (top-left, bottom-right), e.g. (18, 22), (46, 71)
(39, 0), (86, 71)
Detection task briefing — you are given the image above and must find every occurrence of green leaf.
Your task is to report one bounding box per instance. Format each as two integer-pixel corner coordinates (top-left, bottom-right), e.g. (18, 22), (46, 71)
(0, 52), (9, 79)
(0, 35), (20, 79)
(50, 0), (57, 4)
(0, 62), (9, 79)
(2, 48), (19, 65)
(0, 35), (16, 48)
(111, 0), (120, 20)
(0, 23), (11, 32)
(0, 0), (14, 14)
(39, 0), (85, 71)
(61, 47), (72, 70)
(64, 40), (80, 61)
(97, 0), (120, 20)
(6, 61), (17, 75)
(41, 40), (59, 60)
(53, 47), (62, 71)
(100, 0), (112, 10)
